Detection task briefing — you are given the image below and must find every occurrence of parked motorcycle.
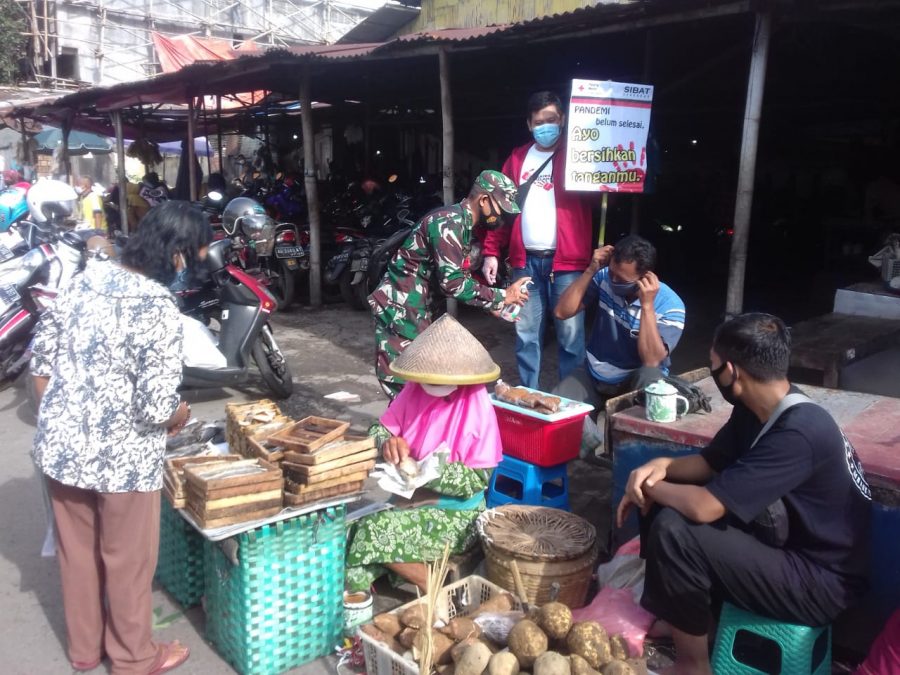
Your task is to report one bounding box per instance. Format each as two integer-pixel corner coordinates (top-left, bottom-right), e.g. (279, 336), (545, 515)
(221, 197), (300, 310)
(175, 237), (293, 399)
(0, 228), (105, 389)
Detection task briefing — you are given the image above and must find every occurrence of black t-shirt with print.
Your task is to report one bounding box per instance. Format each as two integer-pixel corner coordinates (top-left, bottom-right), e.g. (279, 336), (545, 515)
(701, 387), (872, 582)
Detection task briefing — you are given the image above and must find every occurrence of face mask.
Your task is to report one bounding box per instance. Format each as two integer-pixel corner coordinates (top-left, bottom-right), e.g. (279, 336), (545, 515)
(532, 123), (561, 148)
(170, 268), (190, 291)
(609, 279), (638, 297)
(712, 362), (739, 405)
(482, 197), (505, 230)
(421, 383), (458, 398)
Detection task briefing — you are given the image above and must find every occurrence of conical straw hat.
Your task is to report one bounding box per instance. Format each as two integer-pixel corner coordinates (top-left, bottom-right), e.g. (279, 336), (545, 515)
(389, 314), (500, 385)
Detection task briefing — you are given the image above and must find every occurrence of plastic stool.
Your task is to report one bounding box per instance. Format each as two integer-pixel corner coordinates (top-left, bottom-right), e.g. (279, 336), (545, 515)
(711, 602), (831, 675)
(487, 455), (570, 510)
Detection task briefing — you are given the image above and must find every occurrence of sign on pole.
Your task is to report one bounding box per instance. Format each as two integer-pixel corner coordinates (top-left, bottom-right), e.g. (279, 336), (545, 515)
(565, 79), (654, 193)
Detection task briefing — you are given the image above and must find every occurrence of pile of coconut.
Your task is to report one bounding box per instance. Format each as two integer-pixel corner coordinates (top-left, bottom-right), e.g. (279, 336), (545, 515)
(360, 593), (647, 675)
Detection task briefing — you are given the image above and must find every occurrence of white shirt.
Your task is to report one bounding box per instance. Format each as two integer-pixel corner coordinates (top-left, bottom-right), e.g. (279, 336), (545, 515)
(519, 145), (557, 251)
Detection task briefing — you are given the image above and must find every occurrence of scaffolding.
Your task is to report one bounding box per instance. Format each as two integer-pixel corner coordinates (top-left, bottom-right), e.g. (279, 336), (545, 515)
(16, 0), (378, 87)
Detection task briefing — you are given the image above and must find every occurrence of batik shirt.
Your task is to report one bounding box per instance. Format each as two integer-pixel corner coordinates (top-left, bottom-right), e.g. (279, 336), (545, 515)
(32, 261), (183, 493)
(369, 204), (506, 337)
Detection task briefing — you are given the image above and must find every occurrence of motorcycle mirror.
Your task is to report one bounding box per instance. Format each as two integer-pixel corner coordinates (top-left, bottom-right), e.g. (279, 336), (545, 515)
(208, 191), (224, 202)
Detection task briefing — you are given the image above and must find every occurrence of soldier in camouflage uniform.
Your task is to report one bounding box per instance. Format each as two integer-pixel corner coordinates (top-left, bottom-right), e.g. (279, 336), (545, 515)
(369, 170), (532, 397)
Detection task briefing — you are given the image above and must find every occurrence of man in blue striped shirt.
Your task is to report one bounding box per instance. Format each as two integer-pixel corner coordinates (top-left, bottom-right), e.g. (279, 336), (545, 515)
(555, 235), (686, 412)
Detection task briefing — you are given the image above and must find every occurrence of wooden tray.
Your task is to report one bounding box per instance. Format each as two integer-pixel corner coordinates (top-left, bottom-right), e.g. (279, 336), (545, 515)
(282, 458), (376, 485)
(186, 487), (283, 518)
(282, 480), (364, 507)
(281, 434), (375, 465)
(281, 449), (378, 478)
(186, 502), (283, 529)
(185, 476), (284, 500)
(245, 436), (287, 463)
(268, 416), (350, 453)
(284, 471), (370, 495)
(165, 455), (244, 505)
(184, 458), (282, 493)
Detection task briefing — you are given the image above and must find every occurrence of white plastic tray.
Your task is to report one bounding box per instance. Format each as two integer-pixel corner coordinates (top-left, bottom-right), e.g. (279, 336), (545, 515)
(490, 385), (593, 422)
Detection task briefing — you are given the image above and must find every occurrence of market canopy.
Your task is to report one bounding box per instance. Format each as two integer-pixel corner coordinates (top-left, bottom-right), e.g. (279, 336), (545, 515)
(33, 126), (114, 155)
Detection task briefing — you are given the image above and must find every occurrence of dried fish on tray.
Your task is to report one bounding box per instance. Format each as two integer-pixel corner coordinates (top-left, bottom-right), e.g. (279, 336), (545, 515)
(225, 400), (293, 457)
(281, 434), (375, 466)
(183, 457), (284, 529)
(164, 455), (243, 508)
(245, 435), (287, 463)
(184, 458), (281, 492)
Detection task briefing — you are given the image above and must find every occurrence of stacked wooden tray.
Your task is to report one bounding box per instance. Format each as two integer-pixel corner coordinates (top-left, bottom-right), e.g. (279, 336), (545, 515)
(270, 417), (376, 507)
(183, 458), (283, 529)
(225, 399), (294, 459)
(164, 455), (243, 508)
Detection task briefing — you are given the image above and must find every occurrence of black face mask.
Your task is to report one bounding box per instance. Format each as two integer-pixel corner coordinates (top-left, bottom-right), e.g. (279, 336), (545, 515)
(712, 362), (739, 406)
(482, 198), (505, 230)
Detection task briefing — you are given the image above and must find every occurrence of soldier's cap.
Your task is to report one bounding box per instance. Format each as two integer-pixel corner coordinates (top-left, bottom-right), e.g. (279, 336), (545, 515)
(389, 314), (500, 385)
(475, 169), (521, 215)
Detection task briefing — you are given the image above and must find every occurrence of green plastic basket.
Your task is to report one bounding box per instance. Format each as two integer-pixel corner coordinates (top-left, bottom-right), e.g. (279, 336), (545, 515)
(155, 499), (206, 607)
(205, 505), (346, 675)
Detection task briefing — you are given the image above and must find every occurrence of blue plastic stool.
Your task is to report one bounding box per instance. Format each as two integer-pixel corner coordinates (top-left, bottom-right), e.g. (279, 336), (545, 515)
(487, 455), (570, 510)
(711, 602), (831, 675)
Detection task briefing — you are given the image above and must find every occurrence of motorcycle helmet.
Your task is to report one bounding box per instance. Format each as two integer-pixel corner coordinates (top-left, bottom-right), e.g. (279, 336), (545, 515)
(26, 178), (78, 225)
(222, 197), (276, 254)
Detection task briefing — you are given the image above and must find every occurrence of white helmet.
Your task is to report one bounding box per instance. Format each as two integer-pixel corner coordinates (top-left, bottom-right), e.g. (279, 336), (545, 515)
(27, 178), (78, 224)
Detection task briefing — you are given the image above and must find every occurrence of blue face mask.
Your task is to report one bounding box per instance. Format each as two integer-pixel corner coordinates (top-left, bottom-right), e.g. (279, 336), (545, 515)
(532, 123), (561, 148)
(609, 279), (638, 297)
(170, 267), (190, 291)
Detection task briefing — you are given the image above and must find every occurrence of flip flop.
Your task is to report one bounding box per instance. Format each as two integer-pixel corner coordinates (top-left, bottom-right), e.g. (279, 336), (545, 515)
(70, 658), (102, 671)
(148, 641), (190, 675)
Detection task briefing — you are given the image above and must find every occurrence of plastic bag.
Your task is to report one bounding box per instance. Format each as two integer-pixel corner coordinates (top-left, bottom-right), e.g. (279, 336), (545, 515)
(596, 537), (646, 603)
(571, 537), (654, 658)
(474, 611), (526, 645)
(181, 315), (227, 369)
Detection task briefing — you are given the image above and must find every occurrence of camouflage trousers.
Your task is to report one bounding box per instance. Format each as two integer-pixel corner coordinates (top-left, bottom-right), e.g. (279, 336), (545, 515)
(373, 319), (421, 399)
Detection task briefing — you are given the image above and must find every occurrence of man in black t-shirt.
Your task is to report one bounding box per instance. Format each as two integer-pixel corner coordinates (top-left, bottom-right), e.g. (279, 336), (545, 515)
(617, 313), (871, 675)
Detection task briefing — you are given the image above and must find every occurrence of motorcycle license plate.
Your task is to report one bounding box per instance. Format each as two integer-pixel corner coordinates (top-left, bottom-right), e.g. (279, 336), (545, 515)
(0, 244), (12, 263)
(0, 283), (19, 314)
(283, 258), (299, 270)
(275, 246), (304, 259)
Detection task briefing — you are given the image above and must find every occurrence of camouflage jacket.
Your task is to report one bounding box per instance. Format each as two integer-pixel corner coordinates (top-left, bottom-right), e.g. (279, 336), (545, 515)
(369, 204), (505, 338)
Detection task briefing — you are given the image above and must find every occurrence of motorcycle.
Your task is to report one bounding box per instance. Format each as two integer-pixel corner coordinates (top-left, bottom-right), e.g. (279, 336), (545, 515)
(0, 228), (105, 388)
(221, 197), (300, 310)
(323, 188), (417, 310)
(175, 238), (294, 399)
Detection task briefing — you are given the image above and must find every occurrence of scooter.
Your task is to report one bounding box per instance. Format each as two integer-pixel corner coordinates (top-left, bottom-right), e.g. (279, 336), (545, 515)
(0, 229), (104, 388)
(177, 238), (294, 399)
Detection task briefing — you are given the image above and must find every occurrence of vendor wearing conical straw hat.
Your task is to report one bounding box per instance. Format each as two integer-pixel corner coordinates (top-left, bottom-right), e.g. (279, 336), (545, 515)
(369, 170), (532, 398)
(347, 315), (503, 592)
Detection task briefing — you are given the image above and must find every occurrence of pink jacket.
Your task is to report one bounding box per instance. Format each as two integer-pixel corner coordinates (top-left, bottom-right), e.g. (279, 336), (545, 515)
(483, 138), (594, 272)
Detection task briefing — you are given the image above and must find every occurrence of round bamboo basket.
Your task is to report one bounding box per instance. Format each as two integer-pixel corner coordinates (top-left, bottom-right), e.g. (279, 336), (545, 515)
(477, 505), (598, 608)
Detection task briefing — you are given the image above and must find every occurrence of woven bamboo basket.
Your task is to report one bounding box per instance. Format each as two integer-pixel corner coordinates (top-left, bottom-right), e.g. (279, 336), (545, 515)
(477, 505), (598, 608)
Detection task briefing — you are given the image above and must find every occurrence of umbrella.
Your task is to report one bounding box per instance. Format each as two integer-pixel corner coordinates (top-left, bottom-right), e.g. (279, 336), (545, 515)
(33, 127), (114, 155)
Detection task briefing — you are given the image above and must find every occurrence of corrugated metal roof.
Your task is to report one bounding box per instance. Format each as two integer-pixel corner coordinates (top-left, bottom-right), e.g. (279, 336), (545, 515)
(338, 2), (421, 44)
(15, 0), (753, 126)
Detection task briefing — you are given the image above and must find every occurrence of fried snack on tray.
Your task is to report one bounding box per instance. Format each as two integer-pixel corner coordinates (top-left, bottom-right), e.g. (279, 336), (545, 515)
(535, 396), (561, 414)
(496, 380), (561, 414)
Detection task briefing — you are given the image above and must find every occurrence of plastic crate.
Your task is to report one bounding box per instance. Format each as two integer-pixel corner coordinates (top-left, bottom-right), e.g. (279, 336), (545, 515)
(205, 505), (346, 675)
(360, 575), (521, 675)
(495, 406), (587, 466)
(155, 499), (206, 607)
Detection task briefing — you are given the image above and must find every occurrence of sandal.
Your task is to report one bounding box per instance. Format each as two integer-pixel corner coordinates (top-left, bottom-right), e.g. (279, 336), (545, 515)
(148, 641), (190, 675)
(71, 658), (102, 671)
